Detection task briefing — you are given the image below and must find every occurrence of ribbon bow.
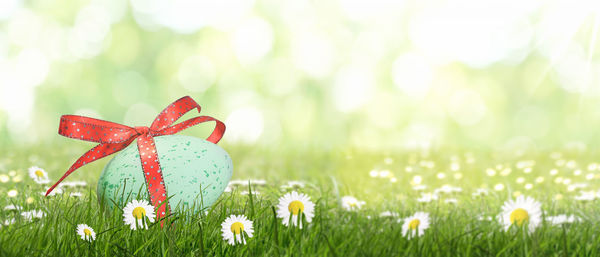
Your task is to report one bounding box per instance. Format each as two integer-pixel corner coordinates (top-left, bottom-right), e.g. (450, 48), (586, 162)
(46, 96), (225, 222)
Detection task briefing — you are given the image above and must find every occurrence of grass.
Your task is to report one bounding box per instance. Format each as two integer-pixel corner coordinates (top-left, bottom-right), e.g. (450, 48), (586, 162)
(1, 145), (600, 256)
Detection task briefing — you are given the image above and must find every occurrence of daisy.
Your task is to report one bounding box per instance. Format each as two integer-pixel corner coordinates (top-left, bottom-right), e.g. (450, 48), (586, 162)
(546, 214), (580, 226)
(0, 174), (9, 183)
(41, 187), (63, 196)
(7, 189), (18, 197)
(249, 179), (267, 186)
(379, 211), (399, 218)
(3, 218), (15, 226)
(228, 180), (248, 186)
(70, 192), (83, 197)
(500, 195), (542, 232)
(28, 166), (50, 184)
(122, 199), (155, 230)
(220, 214), (254, 245)
(444, 198), (458, 204)
(281, 181), (306, 189)
(76, 224), (96, 241)
(341, 196), (365, 211)
(3, 205), (22, 211)
(61, 181), (88, 188)
(276, 191), (315, 228)
(574, 191), (597, 201)
(417, 192), (438, 203)
(433, 185), (463, 194)
(472, 188), (489, 197)
(21, 210), (46, 221)
(401, 212), (430, 238)
(412, 185), (428, 191)
(477, 215), (494, 221)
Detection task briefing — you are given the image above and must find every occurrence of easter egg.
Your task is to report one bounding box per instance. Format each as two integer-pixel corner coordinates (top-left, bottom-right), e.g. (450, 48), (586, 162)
(97, 135), (232, 212)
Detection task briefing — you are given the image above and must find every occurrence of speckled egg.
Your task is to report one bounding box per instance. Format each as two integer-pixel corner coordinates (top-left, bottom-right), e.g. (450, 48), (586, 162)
(97, 135), (232, 212)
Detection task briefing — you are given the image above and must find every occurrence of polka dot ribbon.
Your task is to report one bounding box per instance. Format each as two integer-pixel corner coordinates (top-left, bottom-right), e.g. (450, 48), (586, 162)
(46, 96), (225, 224)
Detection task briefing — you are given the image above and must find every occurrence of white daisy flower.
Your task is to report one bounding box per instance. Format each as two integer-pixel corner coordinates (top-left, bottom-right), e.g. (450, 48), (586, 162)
(379, 211), (399, 218)
(433, 185), (463, 194)
(500, 195), (542, 232)
(0, 174), (9, 183)
(276, 191), (315, 228)
(546, 214), (580, 226)
(444, 198), (458, 204)
(477, 215), (494, 221)
(412, 185), (428, 191)
(7, 189), (18, 197)
(28, 166), (50, 184)
(220, 214), (254, 245)
(41, 187), (64, 196)
(3, 205), (23, 211)
(417, 192), (439, 203)
(76, 224), (96, 241)
(574, 191), (597, 201)
(341, 196), (365, 211)
(472, 188), (489, 197)
(21, 210), (46, 221)
(3, 218), (15, 226)
(568, 183), (588, 190)
(70, 192), (83, 197)
(228, 180), (247, 186)
(281, 181), (306, 189)
(61, 181), (88, 188)
(122, 199), (155, 230)
(228, 179), (266, 187)
(249, 179), (267, 186)
(241, 191), (260, 195)
(400, 212), (430, 238)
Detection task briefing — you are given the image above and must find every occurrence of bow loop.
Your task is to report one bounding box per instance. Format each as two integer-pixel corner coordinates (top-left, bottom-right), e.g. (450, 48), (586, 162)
(59, 115), (137, 144)
(150, 96), (202, 131)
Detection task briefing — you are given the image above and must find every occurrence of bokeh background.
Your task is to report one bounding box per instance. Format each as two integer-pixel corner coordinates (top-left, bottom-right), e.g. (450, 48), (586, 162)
(1, 0), (600, 153)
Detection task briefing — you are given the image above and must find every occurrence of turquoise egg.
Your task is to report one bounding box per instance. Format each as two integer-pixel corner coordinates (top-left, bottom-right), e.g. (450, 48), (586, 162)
(97, 135), (232, 212)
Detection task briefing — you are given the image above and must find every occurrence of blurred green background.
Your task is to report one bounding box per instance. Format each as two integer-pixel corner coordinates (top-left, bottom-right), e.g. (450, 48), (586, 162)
(1, 0), (600, 152)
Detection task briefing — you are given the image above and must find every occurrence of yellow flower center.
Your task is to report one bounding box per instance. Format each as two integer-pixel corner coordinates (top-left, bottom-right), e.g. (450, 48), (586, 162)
(510, 208), (529, 226)
(349, 202), (356, 207)
(35, 170), (44, 177)
(230, 222), (244, 235)
(132, 207), (146, 219)
(288, 200), (304, 215)
(83, 228), (92, 236)
(408, 219), (420, 230)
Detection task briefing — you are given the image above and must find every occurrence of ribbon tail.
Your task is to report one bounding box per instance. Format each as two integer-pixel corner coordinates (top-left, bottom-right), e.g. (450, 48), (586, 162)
(45, 140), (133, 196)
(136, 134), (171, 227)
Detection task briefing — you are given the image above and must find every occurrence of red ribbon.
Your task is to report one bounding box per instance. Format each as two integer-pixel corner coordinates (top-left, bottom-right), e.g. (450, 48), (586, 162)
(46, 96), (225, 223)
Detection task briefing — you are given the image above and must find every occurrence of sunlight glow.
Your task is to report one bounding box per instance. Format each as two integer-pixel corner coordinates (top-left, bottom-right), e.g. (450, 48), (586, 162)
(177, 55), (216, 93)
(332, 64), (375, 112)
(291, 31), (335, 78)
(130, 0), (255, 33)
(391, 52), (433, 98)
(0, 0), (21, 20)
(225, 107), (264, 143)
(409, 0), (535, 67)
(447, 90), (487, 126)
(233, 17), (273, 65)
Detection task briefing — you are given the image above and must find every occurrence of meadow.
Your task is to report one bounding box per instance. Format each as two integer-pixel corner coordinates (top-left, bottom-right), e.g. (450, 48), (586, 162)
(1, 145), (600, 257)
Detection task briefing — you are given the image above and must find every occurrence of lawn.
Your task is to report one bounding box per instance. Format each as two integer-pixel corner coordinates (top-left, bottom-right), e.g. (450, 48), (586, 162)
(1, 145), (600, 256)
